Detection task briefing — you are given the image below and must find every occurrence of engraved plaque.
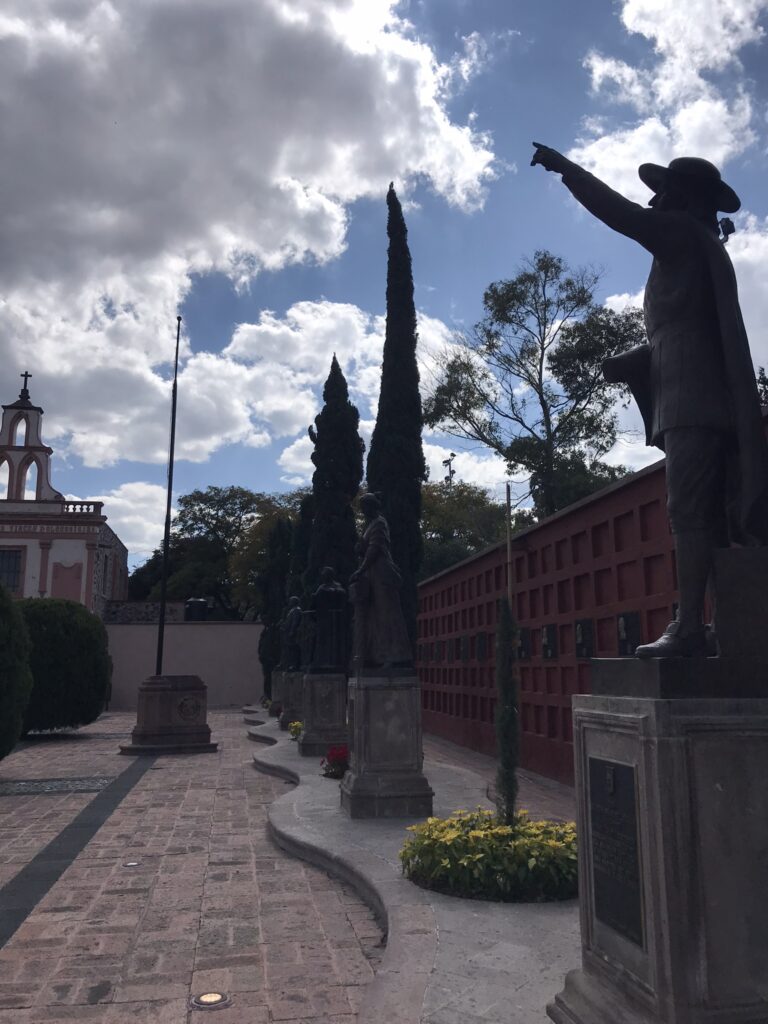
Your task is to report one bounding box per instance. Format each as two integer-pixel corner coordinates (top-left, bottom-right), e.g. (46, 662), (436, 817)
(589, 757), (644, 947)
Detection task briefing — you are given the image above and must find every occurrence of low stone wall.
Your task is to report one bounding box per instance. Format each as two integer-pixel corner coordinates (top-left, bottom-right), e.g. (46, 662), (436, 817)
(107, 622), (263, 710)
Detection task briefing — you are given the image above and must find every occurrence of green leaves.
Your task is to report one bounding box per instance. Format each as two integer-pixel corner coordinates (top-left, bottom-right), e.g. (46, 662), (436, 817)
(425, 250), (646, 518)
(19, 599), (111, 733)
(0, 583), (33, 759)
(400, 808), (578, 902)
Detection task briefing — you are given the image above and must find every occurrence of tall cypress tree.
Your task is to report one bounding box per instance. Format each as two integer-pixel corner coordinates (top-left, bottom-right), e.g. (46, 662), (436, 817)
(257, 515), (293, 695)
(288, 492), (315, 602)
(366, 183), (426, 646)
(306, 355), (364, 590)
(494, 597), (519, 826)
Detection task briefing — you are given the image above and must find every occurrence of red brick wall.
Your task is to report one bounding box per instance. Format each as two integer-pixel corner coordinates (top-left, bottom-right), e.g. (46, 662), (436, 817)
(417, 458), (676, 784)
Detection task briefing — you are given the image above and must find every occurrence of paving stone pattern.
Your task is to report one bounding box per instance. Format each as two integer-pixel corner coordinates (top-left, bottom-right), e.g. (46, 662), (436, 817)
(0, 711), (383, 1023)
(422, 734), (575, 822)
(0, 778), (116, 796)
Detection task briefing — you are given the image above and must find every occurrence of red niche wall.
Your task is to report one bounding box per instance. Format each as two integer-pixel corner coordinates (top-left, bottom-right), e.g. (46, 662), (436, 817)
(417, 457), (677, 785)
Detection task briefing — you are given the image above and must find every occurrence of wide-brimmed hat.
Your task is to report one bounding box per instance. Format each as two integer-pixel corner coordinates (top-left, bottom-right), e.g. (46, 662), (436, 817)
(638, 157), (740, 213)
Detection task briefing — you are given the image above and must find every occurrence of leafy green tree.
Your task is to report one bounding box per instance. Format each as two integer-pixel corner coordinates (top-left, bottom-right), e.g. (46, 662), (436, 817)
(174, 485), (264, 552)
(366, 183), (426, 644)
(130, 487), (306, 619)
(494, 597), (519, 826)
(0, 583), (33, 759)
(306, 355), (365, 591)
(420, 482), (508, 579)
(20, 599), (111, 732)
(129, 535), (234, 617)
(424, 251), (644, 518)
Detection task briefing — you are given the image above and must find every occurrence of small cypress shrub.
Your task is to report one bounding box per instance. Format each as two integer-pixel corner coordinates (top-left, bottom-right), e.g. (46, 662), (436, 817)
(494, 596), (519, 825)
(20, 599), (112, 732)
(0, 583), (33, 759)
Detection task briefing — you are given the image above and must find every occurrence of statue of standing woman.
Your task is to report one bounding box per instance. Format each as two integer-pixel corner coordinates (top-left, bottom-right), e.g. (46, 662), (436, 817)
(349, 493), (412, 672)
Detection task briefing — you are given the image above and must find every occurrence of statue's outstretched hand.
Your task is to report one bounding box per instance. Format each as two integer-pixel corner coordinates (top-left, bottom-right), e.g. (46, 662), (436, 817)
(531, 142), (569, 174)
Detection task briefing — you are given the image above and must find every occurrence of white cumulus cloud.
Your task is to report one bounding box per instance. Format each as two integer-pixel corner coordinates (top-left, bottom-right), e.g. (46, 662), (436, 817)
(0, 0), (496, 472)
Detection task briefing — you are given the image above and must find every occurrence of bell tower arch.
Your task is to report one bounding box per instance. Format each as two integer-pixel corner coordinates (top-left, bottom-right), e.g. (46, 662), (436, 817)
(0, 372), (63, 502)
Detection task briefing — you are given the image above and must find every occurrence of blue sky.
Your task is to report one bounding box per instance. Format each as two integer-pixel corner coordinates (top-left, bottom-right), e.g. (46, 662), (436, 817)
(2, 0), (768, 565)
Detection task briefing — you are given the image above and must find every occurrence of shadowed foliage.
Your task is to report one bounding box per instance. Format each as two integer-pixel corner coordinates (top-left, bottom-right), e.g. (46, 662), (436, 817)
(20, 599), (111, 733)
(0, 583), (33, 759)
(494, 596), (520, 825)
(306, 356), (364, 592)
(366, 184), (426, 645)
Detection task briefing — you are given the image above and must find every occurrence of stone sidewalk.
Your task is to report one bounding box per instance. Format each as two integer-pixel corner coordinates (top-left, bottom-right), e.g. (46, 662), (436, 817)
(0, 708), (580, 1024)
(251, 717), (580, 1024)
(0, 711), (383, 1023)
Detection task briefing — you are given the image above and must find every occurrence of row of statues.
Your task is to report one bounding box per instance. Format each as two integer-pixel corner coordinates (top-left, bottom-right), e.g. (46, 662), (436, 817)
(277, 492), (412, 677)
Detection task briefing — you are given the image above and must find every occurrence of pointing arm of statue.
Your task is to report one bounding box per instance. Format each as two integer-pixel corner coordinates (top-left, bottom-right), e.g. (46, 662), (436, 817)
(530, 142), (573, 176)
(531, 141), (671, 257)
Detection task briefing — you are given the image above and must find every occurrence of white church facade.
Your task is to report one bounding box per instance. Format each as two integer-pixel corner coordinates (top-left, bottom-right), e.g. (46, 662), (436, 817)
(0, 375), (128, 614)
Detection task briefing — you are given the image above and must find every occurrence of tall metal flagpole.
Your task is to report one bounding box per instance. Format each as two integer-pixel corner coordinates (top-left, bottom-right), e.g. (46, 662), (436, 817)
(155, 315), (182, 676)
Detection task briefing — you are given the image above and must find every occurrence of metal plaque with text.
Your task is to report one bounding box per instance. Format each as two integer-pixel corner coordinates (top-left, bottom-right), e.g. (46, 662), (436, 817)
(588, 757), (644, 947)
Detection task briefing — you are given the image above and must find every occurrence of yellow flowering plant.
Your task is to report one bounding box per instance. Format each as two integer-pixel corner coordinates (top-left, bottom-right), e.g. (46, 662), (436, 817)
(288, 720), (303, 740)
(399, 808), (577, 902)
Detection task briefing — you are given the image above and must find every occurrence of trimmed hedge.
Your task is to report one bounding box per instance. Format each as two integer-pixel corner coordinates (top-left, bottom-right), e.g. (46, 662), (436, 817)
(0, 584), (33, 759)
(19, 599), (112, 732)
(400, 808), (577, 903)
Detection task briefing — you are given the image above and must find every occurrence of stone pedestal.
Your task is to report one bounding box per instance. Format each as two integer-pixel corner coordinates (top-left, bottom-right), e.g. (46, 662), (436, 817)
(548, 659), (768, 1024)
(278, 671), (304, 730)
(119, 675), (217, 755)
(269, 671), (284, 717)
(340, 674), (433, 819)
(298, 673), (347, 757)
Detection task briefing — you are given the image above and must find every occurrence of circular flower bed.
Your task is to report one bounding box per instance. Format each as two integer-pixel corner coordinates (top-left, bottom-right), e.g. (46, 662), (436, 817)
(400, 808), (577, 902)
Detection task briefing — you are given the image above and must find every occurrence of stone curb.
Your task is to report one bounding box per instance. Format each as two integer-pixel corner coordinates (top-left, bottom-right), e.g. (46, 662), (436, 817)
(250, 718), (436, 1024)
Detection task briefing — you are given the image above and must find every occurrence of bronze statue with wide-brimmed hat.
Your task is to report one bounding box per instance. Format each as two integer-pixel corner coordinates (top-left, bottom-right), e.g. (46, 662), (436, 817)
(532, 143), (768, 658)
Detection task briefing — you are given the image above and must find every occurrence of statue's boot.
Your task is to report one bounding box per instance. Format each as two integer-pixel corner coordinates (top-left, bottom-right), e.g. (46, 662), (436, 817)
(636, 530), (712, 658)
(636, 620), (708, 658)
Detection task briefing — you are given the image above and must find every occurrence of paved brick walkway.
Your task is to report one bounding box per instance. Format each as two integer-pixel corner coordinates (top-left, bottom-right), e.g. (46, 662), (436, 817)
(0, 711), (382, 1023)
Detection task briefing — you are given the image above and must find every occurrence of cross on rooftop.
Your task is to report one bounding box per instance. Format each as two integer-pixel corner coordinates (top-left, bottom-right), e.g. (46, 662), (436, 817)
(20, 371), (31, 391)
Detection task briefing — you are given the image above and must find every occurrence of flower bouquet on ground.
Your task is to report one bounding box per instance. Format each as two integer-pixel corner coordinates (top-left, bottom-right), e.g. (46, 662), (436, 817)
(288, 721), (303, 741)
(320, 744), (349, 779)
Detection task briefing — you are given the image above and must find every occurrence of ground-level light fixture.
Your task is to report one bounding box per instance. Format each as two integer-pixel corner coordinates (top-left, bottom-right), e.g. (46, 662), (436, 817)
(190, 992), (232, 1010)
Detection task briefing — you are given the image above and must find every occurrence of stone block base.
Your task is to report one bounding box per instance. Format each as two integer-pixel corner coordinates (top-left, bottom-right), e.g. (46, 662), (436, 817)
(548, 684), (768, 1024)
(298, 673), (347, 757)
(340, 674), (432, 819)
(278, 671), (304, 730)
(269, 672), (284, 717)
(119, 675), (217, 755)
(340, 769), (434, 819)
